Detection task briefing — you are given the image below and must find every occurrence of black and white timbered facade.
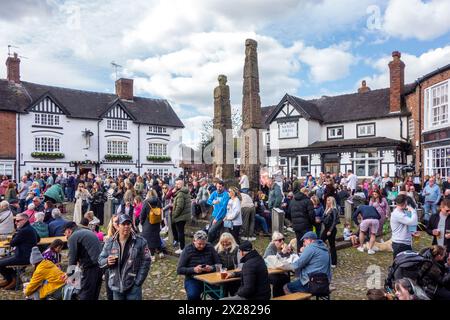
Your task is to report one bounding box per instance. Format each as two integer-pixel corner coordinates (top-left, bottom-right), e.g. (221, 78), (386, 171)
(2, 77), (184, 178)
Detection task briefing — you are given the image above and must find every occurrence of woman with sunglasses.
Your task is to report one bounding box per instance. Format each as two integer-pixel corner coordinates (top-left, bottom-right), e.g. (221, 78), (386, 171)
(263, 231), (293, 297)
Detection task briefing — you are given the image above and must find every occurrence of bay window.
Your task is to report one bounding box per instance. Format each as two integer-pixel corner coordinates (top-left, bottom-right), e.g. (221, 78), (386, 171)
(107, 140), (128, 155)
(34, 137), (60, 152)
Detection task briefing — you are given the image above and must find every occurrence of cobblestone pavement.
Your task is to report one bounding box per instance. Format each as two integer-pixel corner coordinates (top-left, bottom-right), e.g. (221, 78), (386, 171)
(0, 203), (434, 300)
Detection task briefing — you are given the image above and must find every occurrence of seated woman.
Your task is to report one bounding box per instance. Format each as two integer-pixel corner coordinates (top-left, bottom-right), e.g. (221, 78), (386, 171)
(24, 203), (37, 224)
(215, 232), (240, 296)
(264, 231), (294, 297)
(32, 211), (49, 238)
(84, 210), (100, 226)
(23, 247), (66, 300)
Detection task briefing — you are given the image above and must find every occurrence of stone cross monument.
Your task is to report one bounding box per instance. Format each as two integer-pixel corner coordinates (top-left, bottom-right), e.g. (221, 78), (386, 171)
(241, 39), (264, 190)
(213, 74), (234, 185)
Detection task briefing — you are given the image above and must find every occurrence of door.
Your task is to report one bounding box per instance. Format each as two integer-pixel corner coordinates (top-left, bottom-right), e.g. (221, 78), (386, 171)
(324, 162), (339, 174)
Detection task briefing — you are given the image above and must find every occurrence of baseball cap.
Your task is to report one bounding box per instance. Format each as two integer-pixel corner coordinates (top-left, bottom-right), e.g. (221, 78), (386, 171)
(301, 231), (318, 241)
(118, 214), (132, 224)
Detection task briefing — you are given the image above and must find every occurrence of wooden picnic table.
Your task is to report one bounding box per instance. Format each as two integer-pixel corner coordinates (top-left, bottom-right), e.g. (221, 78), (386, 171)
(0, 236), (67, 249)
(194, 268), (289, 299)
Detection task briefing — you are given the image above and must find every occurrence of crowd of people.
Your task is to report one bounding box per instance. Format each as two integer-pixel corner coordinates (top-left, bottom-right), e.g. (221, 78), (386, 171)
(0, 167), (449, 300)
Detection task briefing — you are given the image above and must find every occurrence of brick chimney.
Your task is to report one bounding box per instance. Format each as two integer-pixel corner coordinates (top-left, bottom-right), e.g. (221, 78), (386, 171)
(358, 80), (371, 93)
(388, 51), (405, 113)
(6, 52), (21, 83)
(115, 78), (133, 100)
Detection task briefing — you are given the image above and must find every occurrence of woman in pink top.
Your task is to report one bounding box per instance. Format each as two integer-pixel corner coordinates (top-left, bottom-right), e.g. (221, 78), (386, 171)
(369, 190), (390, 237)
(133, 195), (143, 229)
(24, 203), (37, 224)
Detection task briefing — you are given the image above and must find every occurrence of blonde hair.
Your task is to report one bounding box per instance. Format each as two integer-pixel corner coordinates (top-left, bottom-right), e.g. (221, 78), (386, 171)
(311, 195), (320, 206)
(325, 196), (337, 212)
(215, 232), (238, 253)
(106, 214), (119, 238)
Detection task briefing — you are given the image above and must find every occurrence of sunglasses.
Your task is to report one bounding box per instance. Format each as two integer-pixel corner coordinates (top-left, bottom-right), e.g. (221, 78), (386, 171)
(15, 219), (25, 222)
(275, 238), (285, 242)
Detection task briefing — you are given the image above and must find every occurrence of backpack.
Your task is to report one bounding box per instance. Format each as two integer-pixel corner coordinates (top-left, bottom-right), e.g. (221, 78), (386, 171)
(385, 250), (433, 294)
(308, 272), (330, 296)
(148, 205), (162, 225)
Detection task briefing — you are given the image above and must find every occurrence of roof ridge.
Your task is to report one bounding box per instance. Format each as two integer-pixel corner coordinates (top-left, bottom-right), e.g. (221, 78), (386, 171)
(21, 80), (168, 102)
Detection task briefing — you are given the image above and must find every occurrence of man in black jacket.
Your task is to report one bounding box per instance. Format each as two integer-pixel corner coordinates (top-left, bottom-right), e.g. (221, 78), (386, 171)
(63, 221), (102, 300)
(98, 214), (151, 300)
(289, 181), (315, 252)
(0, 213), (40, 290)
(222, 241), (271, 300)
(426, 199), (450, 248)
(177, 230), (221, 300)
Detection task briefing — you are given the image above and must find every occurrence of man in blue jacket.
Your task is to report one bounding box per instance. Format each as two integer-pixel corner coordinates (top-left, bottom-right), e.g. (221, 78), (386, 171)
(206, 180), (230, 244)
(422, 177), (441, 223)
(284, 232), (331, 294)
(0, 213), (40, 290)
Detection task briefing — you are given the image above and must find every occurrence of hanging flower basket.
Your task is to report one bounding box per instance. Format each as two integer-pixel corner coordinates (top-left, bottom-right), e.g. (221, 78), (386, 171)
(31, 152), (65, 159)
(147, 155), (171, 162)
(104, 154), (132, 161)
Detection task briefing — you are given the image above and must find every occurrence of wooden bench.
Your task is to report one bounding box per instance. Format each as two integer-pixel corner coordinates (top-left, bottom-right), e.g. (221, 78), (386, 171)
(272, 292), (312, 300)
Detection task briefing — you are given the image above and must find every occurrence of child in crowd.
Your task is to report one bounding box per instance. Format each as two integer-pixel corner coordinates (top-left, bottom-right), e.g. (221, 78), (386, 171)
(343, 222), (353, 241)
(311, 195), (324, 237)
(42, 239), (65, 269)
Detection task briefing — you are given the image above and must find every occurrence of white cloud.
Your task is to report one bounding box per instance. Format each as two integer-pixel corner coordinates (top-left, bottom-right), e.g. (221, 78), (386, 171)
(359, 46), (450, 89)
(298, 43), (356, 83)
(383, 0), (450, 40)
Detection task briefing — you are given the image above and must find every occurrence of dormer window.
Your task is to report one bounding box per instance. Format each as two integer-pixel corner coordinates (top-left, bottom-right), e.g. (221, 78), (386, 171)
(34, 114), (60, 126)
(107, 119), (128, 131)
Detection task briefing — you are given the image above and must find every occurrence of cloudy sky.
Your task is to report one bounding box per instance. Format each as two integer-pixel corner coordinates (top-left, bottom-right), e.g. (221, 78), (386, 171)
(1, 0), (449, 147)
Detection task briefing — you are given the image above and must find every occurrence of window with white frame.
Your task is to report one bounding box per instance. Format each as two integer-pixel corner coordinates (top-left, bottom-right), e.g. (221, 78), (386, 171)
(148, 143), (168, 156)
(357, 123), (375, 137)
(0, 163), (14, 178)
(425, 80), (448, 129)
(34, 137), (60, 152)
(106, 119), (128, 131)
(300, 155), (309, 176)
(107, 140), (128, 155)
(105, 168), (127, 178)
(353, 152), (379, 177)
(327, 126), (343, 139)
(425, 146), (450, 178)
(34, 114), (60, 126)
(32, 167), (63, 174)
(149, 126), (167, 134)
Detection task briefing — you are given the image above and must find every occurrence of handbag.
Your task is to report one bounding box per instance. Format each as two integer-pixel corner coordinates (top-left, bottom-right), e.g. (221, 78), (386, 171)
(223, 220), (233, 229)
(308, 272), (330, 296)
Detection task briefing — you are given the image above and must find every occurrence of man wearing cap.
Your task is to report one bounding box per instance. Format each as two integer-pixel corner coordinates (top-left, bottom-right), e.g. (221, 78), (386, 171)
(23, 246), (66, 300)
(0, 213), (40, 290)
(222, 240), (271, 300)
(177, 230), (221, 300)
(207, 180), (230, 243)
(63, 221), (102, 300)
(284, 232), (332, 295)
(99, 214), (151, 300)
